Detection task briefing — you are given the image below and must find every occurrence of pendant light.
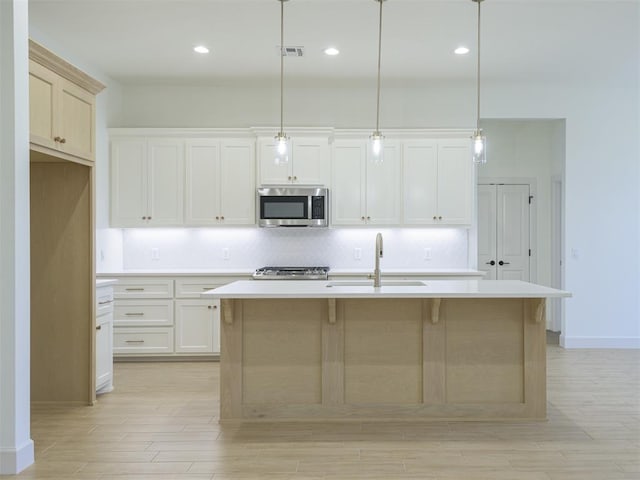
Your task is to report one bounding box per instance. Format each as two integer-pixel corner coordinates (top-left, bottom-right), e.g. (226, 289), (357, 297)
(274, 0), (290, 165)
(471, 0), (487, 164)
(369, 0), (386, 164)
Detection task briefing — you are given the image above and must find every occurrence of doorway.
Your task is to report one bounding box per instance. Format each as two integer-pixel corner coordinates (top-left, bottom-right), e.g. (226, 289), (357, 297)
(478, 183), (532, 281)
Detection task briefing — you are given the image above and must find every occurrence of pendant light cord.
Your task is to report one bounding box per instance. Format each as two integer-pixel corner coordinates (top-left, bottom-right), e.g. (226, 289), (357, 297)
(280, 0), (285, 136)
(476, 0), (481, 132)
(375, 0), (383, 135)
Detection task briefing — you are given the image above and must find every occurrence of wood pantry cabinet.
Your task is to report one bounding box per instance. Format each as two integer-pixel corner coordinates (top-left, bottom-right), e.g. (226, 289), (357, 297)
(331, 139), (401, 226)
(403, 139), (473, 226)
(110, 138), (184, 227)
(258, 136), (329, 185)
(28, 41), (105, 163)
(185, 139), (255, 225)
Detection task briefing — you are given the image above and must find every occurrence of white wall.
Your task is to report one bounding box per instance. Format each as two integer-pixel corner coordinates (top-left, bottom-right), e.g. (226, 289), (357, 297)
(0, 0), (34, 474)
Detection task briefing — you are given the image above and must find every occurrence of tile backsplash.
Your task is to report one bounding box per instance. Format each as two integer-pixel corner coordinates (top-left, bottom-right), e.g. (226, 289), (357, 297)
(111, 227), (471, 271)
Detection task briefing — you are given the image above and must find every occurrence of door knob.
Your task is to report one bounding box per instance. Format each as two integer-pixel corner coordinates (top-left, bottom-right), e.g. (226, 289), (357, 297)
(486, 260), (496, 266)
(498, 261), (511, 266)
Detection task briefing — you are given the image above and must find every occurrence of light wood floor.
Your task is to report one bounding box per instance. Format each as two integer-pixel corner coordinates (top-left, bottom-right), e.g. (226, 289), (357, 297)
(14, 345), (640, 480)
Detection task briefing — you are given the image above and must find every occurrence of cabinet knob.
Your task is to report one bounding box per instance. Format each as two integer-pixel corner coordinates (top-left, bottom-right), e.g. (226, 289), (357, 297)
(433, 216), (437, 220)
(54, 136), (61, 142)
(361, 216), (365, 221)
(220, 216), (224, 220)
(142, 216), (147, 220)
(288, 176), (292, 181)
(438, 216), (442, 220)
(208, 305), (218, 310)
(367, 216), (371, 220)
(148, 216), (152, 220)
(293, 176), (297, 181)
(59, 138), (66, 144)
(96, 325), (102, 331)
(215, 216), (219, 220)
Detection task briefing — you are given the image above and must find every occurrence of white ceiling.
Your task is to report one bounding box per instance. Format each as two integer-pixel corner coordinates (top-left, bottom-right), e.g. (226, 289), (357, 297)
(28, 0), (637, 86)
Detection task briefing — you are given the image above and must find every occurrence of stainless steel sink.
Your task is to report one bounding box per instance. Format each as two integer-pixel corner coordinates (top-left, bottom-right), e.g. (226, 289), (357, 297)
(326, 280), (426, 287)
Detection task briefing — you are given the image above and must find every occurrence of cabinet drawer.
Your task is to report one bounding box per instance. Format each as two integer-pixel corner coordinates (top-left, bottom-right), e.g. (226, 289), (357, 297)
(113, 278), (173, 299)
(113, 327), (174, 355)
(114, 300), (173, 326)
(175, 277), (245, 298)
(96, 286), (114, 316)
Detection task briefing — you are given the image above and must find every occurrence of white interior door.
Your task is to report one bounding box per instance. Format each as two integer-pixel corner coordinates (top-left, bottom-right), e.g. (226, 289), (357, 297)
(478, 184), (531, 281)
(477, 185), (498, 279)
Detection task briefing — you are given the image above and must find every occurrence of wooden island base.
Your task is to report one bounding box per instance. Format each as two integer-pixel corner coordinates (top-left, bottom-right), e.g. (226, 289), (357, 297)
(220, 297), (547, 422)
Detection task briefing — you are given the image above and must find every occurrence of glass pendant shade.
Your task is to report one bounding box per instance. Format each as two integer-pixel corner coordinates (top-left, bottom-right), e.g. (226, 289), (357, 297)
(274, 133), (290, 165)
(369, 132), (384, 164)
(472, 131), (487, 164)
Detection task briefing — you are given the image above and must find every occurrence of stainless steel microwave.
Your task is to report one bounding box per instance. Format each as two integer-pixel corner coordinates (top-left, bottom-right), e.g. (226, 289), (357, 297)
(257, 187), (328, 227)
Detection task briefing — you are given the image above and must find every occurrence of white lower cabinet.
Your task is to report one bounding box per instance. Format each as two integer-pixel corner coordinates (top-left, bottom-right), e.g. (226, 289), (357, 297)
(108, 275), (245, 358)
(175, 300), (220, 354)
(96, 283), (115, 394)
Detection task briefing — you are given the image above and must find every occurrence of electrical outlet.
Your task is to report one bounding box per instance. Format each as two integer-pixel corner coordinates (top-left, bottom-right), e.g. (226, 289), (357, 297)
(354, 248), (362, 260)
(223, 248), (230, 260)
(423, 248), (432, 261)
(151, 248), (159, 260)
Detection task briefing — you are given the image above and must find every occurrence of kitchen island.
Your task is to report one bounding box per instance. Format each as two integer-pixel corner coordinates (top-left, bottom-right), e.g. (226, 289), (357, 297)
(203, 280), (570, 422)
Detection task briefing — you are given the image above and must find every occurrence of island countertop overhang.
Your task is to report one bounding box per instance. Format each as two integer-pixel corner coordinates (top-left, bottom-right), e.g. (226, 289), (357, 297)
(202, 279), (571, 299)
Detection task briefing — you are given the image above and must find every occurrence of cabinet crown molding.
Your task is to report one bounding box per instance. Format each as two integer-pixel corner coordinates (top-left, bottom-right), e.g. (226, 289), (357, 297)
(29, 39), (106, 95)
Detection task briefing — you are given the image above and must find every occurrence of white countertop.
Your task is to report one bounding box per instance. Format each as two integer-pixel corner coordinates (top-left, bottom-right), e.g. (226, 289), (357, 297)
(96, 278), (118, 287)
(96, 268), (483, 277)
(202, 280), (571, 299)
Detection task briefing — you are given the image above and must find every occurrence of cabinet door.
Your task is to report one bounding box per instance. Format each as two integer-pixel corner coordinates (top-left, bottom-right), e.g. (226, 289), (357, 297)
(58, 77), (95, 161)
(96, 313), (113, 392)
(436, 140), (473, 225)
(366, 141), (401, 225)
(403, 140), (438, 225)
(258, 137), (291, 185)
(174, 300), (217, 354)
(148, 140), (184, 226)
(291, 137), (328, 185)
(28, 60), (57, 150)
(185, 140), (221, 225)
(220, 140), (256, 225)
(331, 141), (366, 225)
(110, 139), (148, 227)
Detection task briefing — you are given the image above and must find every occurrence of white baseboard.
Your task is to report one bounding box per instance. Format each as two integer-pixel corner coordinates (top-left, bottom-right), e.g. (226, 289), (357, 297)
(560, 335), (640, 349)
(0, 440), (34, 475)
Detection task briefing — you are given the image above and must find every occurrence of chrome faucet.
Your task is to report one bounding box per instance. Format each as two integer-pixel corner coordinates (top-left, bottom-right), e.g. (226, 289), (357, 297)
(373, 232), (384, 287)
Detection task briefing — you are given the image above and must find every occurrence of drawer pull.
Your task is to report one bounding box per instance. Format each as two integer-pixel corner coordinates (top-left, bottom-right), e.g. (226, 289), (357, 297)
(98, 300), (113, 305)
(125, 288), (145, 291)
(125, 312), (145, 316)
(125, 340), (145, 344)
(202, 287), (216, 290)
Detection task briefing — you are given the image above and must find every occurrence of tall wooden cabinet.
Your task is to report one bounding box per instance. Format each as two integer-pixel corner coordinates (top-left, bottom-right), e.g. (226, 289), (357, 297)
(29, 40), (105, 405)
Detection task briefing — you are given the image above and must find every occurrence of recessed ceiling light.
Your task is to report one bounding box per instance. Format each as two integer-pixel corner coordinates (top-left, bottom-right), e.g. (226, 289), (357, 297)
(194, 45), (210, 54)
(324, 47), (340, 56)
(454, 46), (470, 55)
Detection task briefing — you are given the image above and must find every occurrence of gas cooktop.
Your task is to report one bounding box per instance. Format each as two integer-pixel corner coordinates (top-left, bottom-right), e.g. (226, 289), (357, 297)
(252, 266), (330, 280)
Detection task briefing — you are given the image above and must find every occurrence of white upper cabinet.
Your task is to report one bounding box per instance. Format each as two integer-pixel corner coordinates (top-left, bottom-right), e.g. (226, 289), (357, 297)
(403, 139), (473, 226)
(185, 139), (255, 226)
(111, 138), (184, 227)
(258, 137), (329, 185)
(331, 139), (401, 226)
